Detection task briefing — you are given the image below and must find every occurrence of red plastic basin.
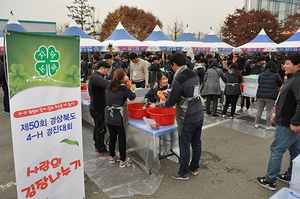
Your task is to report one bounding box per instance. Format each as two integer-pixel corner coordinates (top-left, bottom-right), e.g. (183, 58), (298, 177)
(127, 102), (151, 119)
(147, 107), (175, 125)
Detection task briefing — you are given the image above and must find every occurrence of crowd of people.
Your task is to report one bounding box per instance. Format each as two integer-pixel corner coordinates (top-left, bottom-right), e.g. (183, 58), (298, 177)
(83, 50), (300, 186)
(1, 49), (299, 187)
(82, 51), (291, 126)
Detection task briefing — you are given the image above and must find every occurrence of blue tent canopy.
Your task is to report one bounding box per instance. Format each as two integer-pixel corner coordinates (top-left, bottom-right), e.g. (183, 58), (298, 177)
(105, 22), (140, 41)
(175, 27), (200, 42)
(62, 23), (93, 39)
(201, 33), (223, 43)
(201, 30), (233, 52)
(284, 29), (300, 42)
(62, 20), (103, 52)
(101, 22), (145, 52)
(273, 28), (300, 52)
(238, 28), (276, 52)
(143, 26), (172, 42)
(174, 26), (202, 52)
(248, 33), (274, 43)
(142, 25), (182, 51)
(0, 13), (27, 37)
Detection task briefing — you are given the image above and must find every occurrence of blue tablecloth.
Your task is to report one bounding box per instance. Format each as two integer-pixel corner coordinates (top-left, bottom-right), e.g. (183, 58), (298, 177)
(128, 118), (178, 138)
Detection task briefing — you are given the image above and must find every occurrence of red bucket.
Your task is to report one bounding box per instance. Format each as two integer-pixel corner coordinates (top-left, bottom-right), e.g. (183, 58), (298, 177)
(127, 102), (151, 119)
(147, 107), (175, 125)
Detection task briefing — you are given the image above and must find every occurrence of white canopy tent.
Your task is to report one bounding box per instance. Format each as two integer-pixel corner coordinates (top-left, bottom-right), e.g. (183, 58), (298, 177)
(142, 25), (183, 51)
(272, 28), (300, 52)
(0, 12), (28, 54)
(200, 30), (233, 52)
(237, 28), (277, 52)
(62, 20), (103, 52)
(175, 25), (203, 52)
(101, 22), (147, 52)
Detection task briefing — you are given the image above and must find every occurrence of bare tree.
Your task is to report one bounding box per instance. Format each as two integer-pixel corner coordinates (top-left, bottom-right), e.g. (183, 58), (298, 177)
(167, 17), (184, 41)
(56, 22), (70, 35)
(215, 19), (224, 40)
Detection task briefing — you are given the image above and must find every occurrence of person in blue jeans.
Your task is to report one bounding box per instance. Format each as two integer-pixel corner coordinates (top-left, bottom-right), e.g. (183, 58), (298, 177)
(152, 53), (204, 181)
(257, 53), (300, 191)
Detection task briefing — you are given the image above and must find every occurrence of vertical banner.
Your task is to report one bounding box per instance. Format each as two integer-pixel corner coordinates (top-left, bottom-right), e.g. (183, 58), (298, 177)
(5, 30), (85, 199)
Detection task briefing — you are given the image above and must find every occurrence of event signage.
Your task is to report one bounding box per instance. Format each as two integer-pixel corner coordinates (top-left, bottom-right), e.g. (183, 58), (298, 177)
(242, 75), (259, 97)
(240, 48), (267, 52)
(117, 46), (148, 51)
(5, 30), (85, 199)
(81, 46), (102, 52)
(160, 46), (181, 51)
(276, 47), (300, 52)
(216, 47), (233, 52)
(102, 46), (148, 52)
(192, 47), (211, 52)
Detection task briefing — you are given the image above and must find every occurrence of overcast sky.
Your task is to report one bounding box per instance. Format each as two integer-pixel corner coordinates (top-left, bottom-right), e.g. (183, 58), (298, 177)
(0, 0), (244, 36)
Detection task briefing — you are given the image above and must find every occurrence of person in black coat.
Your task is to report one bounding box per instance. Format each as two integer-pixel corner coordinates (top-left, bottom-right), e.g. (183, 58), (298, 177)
(263, 52), (270, 63)
(237, 54), (246, 72)
(222, 62), (243, 119)
(206, 54), (213, 70)
(148, 56), (161, 87)
(164, 55), (174, 84)
(252, 56), (265, 74)
(278, 60), (286, 82)
(0, 55), (9, 114)
(121, 56), (129, 71)
(237, 60), (252, 114)
(105, 69), (136, 167)
(193, 55), (207, 88)
(88, 61), (111, 155)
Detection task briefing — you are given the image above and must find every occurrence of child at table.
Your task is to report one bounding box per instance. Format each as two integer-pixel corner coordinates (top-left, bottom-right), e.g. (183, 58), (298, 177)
(142, 71), (171, 108)
(105, 69), (136, 167)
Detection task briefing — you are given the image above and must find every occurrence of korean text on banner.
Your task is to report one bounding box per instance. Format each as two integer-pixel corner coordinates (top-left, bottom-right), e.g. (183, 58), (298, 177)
(5, 30), (85, 199)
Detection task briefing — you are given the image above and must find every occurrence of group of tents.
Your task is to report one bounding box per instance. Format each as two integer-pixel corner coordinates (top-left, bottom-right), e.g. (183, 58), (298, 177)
(1, 13), (300, 54)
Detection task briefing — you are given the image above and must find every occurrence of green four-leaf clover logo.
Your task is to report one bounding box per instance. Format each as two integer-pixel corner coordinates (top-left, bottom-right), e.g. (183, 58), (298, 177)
(34, 45), (60, 77)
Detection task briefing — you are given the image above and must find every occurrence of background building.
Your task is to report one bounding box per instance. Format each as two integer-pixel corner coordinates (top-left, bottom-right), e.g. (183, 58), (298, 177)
(244, 0), (300, 20)
(0, 19), (56, 35)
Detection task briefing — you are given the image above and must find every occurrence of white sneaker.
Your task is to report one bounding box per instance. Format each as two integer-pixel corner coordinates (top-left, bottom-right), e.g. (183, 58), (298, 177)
(266, 126), (276, 131)
(244, 109), (249, 115)
(237, 108), (243, 114)
(255, 124), (260, 128)
(222, 114), (226, 119)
